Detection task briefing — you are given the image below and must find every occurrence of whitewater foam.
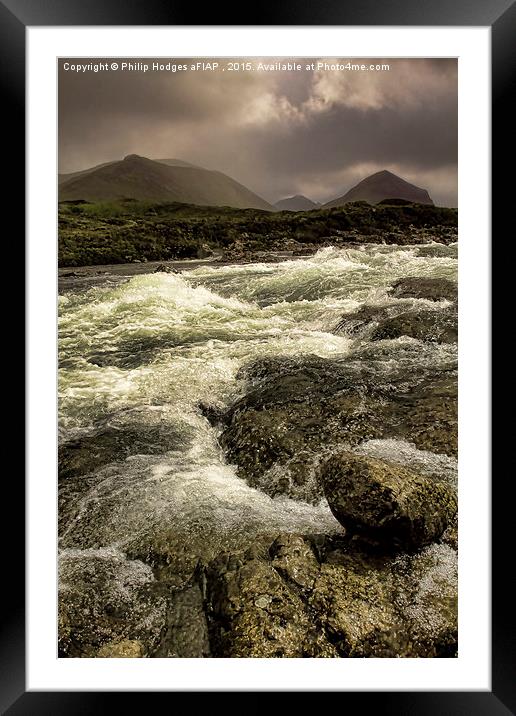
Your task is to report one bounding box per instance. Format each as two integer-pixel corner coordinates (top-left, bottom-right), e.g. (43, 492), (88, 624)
(59, 244), (458, 584)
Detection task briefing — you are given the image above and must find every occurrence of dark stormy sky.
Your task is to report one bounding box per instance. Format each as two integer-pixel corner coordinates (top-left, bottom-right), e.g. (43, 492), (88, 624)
(59, 58), (457, 206)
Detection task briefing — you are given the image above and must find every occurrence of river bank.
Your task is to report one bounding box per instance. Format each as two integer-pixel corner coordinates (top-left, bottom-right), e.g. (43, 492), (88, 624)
(58, 199), (457, 267)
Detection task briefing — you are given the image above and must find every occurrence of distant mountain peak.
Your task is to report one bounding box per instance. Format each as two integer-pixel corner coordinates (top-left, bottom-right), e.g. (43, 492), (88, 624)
(324, 170), (434, 208)
(372, 169), (396, 178)
(275, 194), (321, 211)
(123, 153), (145, 162)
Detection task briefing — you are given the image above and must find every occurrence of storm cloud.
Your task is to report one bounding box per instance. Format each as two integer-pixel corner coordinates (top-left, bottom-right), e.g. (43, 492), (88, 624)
(59, 58), (457, 206)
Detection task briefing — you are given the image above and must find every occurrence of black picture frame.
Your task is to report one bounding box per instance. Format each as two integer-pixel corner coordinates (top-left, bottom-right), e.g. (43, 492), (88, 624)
(7, 0), (508, 710)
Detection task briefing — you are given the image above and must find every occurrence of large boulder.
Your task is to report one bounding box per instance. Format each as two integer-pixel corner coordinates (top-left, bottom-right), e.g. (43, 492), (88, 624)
(320, 453), (456, 550)
(216, 377), (384, 503)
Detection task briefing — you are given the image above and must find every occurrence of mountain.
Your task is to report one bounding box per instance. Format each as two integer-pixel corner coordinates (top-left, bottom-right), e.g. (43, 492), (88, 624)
(58, 154), (275, 210)
(58, 158), (202, 186)
(275, 195), (321, 211)
(58, 161), (117, 185)
(323, 170), (434, 207)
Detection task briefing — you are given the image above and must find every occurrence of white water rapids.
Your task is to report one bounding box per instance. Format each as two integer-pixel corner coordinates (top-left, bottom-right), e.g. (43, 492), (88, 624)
(58, 243), (458, 595)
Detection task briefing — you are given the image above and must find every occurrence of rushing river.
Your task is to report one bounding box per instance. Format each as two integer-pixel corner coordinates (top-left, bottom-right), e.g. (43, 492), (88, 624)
(58, 243), (458, 649)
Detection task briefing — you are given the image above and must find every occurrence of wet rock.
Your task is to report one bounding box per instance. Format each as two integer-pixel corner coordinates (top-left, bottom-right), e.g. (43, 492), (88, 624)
(309, 559), (400, 657)
(59, 423), (190, 480)
(389, 277), (457, 302)
(125, 528), (282, 590)
(416, 244), (457, 259)
(384, 374), (457, 456)
(320, 453), (457, 550)
(335, 304), (457, 343)
(334, 305), (392, 337)
(440, 517), (458, 551)
(205, 545), (336, 658)
(58, 550), (166, 658)
(310, 541), (457, 658)
(204, 534), (457, 658)
(219, 398), (380, 503)
(214, 354), (457, 503)
(198, 402), (226, 425)
(97, 639), (146, 658)
(371, 307), (457, 343)
(206, 556), (307, 657)
(392, 543), (458, 657)
(126, 532), (212, 588)
(87, 333), (187, 368)
(269, 534), (320, 591)
(153, 584), (211, 658)
(354, 438), (458, 489)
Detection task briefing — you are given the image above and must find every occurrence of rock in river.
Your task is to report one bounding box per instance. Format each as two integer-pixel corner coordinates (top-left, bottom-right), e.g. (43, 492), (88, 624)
(59, 421), (191, 481)
(204, 533), (457, 658)
(370, 307), (457, 343)
(205, 543), (336, 658)
(320, 453), (457, 550)
(389, 277), (457, 302)
(335, 304), (457, 343)
(58, 550), (167, 658)
(209, 354), (457, 503)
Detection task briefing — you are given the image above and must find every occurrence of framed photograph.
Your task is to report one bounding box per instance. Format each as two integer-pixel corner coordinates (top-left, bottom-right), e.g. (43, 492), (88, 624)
(6, 0), (509, 709)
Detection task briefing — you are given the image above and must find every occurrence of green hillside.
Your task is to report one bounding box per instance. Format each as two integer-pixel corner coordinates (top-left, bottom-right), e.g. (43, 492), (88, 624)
(58, 199), (457, 267)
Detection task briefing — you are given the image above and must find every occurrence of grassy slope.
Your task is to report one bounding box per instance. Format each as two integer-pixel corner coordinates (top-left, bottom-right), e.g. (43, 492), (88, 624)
(59, 155), (275, 211)
(58, 158), (201, 185)
(58, 199), (458, 267)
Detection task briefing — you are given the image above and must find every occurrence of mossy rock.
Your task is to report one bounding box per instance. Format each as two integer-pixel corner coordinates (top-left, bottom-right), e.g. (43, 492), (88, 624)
(321, 453), (457, 550)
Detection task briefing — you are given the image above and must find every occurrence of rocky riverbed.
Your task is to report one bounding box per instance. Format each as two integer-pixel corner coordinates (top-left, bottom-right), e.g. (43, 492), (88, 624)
(58, 243), (458, 658)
